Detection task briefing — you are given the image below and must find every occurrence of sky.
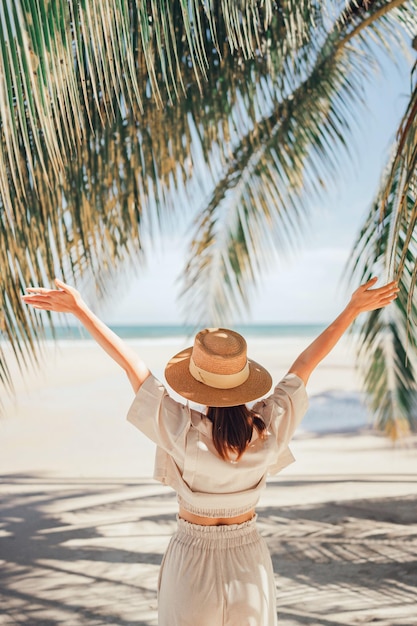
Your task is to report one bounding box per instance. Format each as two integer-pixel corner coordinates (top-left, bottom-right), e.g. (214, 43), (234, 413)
(102, 51), (413, 327)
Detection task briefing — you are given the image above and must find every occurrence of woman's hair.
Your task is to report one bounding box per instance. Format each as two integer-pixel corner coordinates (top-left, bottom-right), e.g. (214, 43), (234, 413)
(206, 405), (267, 461)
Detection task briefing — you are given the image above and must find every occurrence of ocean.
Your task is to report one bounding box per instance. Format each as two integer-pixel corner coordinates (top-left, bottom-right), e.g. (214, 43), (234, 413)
(43, 323), (327, 341)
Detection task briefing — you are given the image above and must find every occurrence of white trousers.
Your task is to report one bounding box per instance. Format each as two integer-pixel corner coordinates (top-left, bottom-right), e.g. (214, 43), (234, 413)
(158, 516), (277, 626)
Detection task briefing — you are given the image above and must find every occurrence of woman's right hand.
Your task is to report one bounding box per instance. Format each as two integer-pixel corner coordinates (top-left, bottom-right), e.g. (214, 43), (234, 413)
(22, 278), (150, 393)
(22, 278), (85, 315)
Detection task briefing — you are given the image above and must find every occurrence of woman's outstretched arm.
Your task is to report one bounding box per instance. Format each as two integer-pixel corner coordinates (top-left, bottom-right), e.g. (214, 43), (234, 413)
(288, 277), (399, 385)
(22, 278), (150, 393)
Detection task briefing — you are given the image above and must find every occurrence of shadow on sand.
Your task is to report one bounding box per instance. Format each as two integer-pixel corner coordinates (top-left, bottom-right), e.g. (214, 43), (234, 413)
(0, 474), (416, 625)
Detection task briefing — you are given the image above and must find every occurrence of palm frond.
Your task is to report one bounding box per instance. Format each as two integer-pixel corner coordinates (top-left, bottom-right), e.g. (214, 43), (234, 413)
(180, 0), (417, 325)
(348, 76), (417, 435)
(357, 307), (417, 438)
(0, 0), (336, 391)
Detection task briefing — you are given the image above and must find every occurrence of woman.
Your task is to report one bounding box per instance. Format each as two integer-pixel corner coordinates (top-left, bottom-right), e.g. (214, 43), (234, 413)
(22, 276), (398, 625)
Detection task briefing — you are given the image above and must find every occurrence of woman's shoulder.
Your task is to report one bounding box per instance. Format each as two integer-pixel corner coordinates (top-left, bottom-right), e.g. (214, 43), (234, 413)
(126, 373), (192, 442)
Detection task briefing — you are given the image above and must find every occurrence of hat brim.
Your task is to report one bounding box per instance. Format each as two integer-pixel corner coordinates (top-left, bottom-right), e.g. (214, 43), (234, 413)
(164, 346), (273, 407)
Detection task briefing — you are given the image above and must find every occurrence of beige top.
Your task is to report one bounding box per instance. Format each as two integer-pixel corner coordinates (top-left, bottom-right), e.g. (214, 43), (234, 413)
(126, 372), (308, 518)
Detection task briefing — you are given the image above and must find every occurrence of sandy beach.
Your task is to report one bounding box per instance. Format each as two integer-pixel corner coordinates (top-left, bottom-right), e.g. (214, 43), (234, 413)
(1, 336), (416, 625)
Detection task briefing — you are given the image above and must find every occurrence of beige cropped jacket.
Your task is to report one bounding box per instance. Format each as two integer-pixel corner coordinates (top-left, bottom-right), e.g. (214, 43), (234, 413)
(127, 372), (308, 518)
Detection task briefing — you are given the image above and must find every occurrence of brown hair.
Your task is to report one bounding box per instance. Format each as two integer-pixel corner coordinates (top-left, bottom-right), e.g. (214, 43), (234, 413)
(206, 405), (267, 461)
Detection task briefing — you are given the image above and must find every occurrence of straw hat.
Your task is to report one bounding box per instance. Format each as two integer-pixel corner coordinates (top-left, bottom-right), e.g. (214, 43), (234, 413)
(164, 328), (272, 407)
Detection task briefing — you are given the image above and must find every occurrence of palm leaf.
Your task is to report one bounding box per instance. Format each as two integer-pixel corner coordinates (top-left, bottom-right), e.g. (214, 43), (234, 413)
(0, 0), (332, 393)
(348, 74), (417, 435)
(180, 0), (417, 324)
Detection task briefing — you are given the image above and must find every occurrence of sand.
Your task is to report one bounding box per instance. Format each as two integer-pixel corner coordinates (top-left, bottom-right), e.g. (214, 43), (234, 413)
(0, 337), (416, 625)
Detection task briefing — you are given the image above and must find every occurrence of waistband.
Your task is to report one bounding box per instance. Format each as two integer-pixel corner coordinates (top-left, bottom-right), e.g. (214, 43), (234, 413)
(177, 495), (259, 518)
(174, 515), (259, 548)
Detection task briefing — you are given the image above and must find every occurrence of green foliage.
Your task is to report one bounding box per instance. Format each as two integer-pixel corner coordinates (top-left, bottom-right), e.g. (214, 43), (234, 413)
(1, 0), (417, 438)
(180, 1), (417, 323)
(348, 73), (417, 435)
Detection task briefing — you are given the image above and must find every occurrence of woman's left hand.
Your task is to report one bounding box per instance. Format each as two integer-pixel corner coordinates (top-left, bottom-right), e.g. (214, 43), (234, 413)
(348, 277), (399, 315)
